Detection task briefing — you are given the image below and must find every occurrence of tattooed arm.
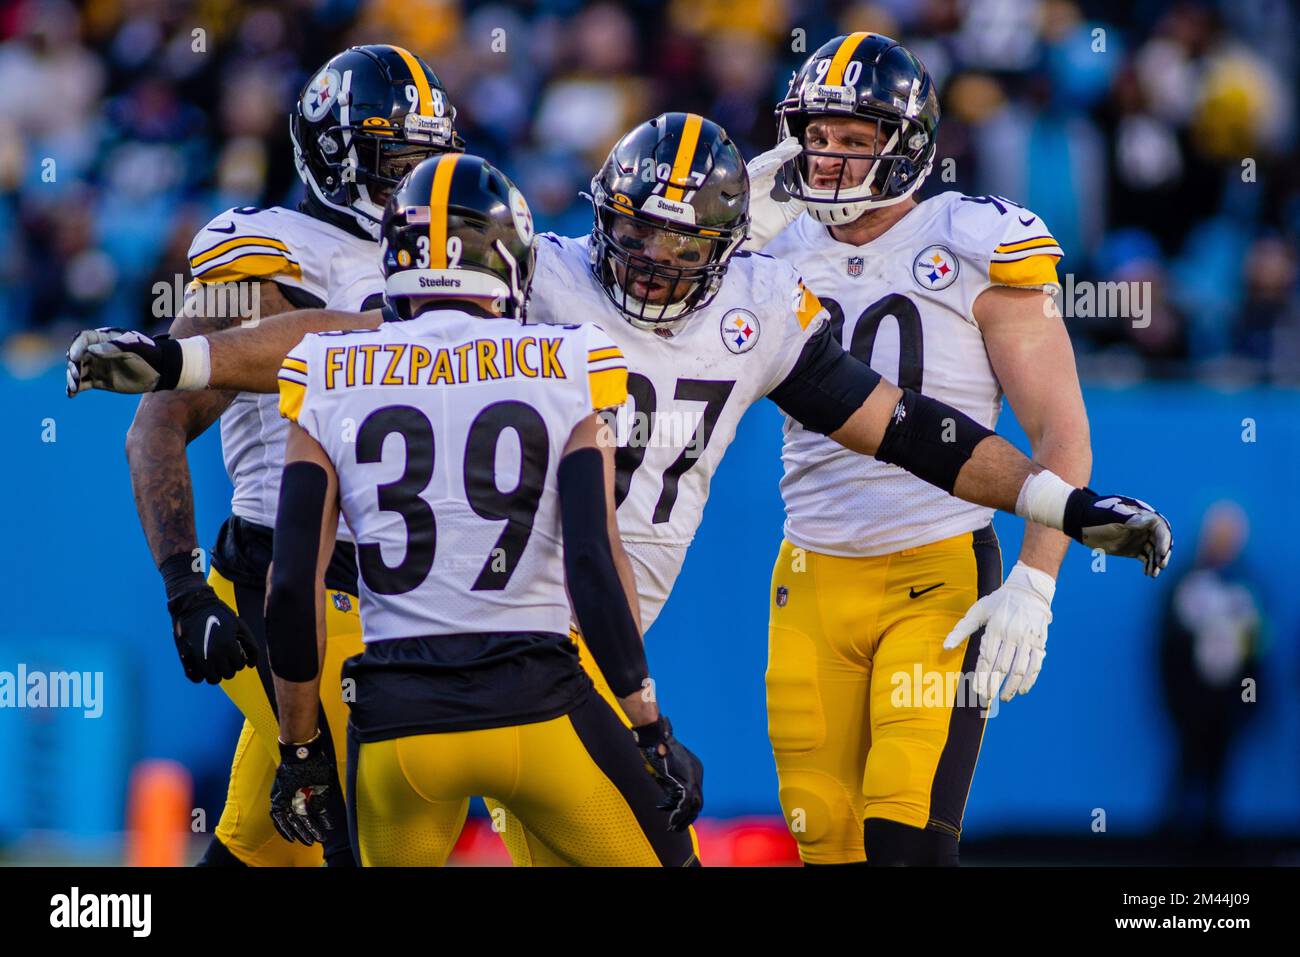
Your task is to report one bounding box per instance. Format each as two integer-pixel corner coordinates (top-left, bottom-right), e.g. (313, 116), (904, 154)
(124, 281), (296, 683)
(125, 281), (297, 563)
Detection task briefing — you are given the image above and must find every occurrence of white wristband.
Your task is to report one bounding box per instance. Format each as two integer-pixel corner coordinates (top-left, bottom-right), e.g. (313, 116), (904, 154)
(1006, 560), (1057, 605)
(176, 336), (212, 391)
(1014, 470), (1075, 530)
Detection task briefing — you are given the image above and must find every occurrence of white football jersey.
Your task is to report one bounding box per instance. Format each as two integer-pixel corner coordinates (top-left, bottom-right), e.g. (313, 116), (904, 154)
(277, 311), (628, 643)
(765, 191), (1063, 556)
(528, 232), (826, 628)
(186, 205), (379, 531)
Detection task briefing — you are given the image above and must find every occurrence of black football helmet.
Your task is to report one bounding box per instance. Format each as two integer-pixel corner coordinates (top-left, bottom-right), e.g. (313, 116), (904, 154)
(776, 33), (939, 224)
(589, 113), (749, 327)
(292, 45), (463, 239)
(380, 154), (536, 320)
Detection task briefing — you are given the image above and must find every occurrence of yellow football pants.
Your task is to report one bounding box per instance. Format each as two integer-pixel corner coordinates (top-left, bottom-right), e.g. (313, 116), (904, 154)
(766, 528), (1001, 864)
(209, 567), (363, 866)
(349, 689), (699, 866)
(484, 630), (701, 866)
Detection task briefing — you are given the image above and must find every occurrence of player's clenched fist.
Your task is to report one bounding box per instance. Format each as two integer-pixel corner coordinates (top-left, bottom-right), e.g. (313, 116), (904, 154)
(65, 327), (197, 396)
(162, 553), (257, 684)
(632, 716), (704, 832)
(1063, 489), (1173, 577)
(270, 733), (336, 846)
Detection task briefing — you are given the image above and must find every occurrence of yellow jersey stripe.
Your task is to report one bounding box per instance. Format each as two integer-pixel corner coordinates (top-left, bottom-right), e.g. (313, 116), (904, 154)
(389, 45), (432, 116)
(191, 235), (291, 269)
(989, 254), (1061, 288)
(994, 236), (1060, 254)
(278, 377), (306, 423)
(194, 253), (303, 284)
(281, 357), (308, 373)
(428, 154), (460, 270)
(587, 347), (623, 362)
(589, 366), (629, 411)
(827, 32), (872, 85)
(664, 113), (703, 202)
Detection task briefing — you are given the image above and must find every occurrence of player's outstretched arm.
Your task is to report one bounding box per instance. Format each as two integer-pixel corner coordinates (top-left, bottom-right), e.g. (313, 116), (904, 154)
(942, 286), (1094, 703)
(66, 307), (382, 397)
(768, 323), (1171, 576)
(558, 415), (703, 831)
(124, 284), (297, 684)
(265, 420), (340, 846)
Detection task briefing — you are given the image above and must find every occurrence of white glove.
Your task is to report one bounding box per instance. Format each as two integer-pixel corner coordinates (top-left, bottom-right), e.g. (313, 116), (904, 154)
(743, 136), (805, 251)
(943, 561), (1056, 702)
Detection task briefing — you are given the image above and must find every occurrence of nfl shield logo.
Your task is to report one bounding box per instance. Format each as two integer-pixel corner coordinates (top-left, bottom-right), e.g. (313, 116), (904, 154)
(847, 256), (864, 277)
(776, 585), (789, 607)
(332, 592), (352, 613)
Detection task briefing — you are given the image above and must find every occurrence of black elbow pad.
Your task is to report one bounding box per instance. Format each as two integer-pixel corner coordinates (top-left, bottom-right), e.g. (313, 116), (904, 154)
(266, 460), (328, 682)
(874, 389), (995, 493)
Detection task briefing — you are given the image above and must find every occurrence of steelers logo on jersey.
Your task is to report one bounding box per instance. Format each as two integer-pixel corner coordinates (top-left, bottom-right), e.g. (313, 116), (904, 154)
(912, 244), (959, 291)
(720, 308), (760, 354)
(302, 68), (342, 122)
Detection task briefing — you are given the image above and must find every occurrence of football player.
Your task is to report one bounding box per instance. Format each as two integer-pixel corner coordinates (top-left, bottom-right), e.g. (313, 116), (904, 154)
(68, 113), (1170, 866)
(110, 44), (461, 867)
(745, 32), (1125, 865)
(263, 154), (702, 866)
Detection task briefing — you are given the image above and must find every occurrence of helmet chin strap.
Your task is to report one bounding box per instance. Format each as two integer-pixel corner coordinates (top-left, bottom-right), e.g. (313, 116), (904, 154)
(292, 123), (384, 239)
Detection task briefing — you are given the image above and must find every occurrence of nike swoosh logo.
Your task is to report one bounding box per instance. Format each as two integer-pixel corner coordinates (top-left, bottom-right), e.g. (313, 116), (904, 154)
(203, 615), (220, 658)
(1018, 215), (1036, 226)
(908, 583), (944, 599)
(210, 222), (236, 233)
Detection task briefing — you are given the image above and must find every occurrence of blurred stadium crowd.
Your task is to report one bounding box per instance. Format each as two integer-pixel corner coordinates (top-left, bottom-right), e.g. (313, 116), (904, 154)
(0, 0), (1296, 381)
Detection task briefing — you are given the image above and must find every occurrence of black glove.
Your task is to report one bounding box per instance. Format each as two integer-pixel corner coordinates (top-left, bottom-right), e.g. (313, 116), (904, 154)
(270, 733), (336, 846)
(66, 327), (184, 396)
(1063, 488), (1173, 577)
(632, 715), (704, 832)
(162, 553), (257, 684)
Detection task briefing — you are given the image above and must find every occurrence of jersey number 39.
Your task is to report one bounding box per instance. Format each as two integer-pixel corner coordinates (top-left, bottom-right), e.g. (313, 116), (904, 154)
(355, 401), (547, 595)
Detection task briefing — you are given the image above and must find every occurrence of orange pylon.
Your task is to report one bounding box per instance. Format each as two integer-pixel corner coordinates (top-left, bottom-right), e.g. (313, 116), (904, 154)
(126, 760), (193, 867)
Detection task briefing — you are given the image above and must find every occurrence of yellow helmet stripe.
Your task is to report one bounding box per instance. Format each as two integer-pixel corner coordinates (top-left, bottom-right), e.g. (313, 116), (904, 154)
(389, 45), (433, 116)
(663, 113), (703, 202)
(428, 153), (460, 269)
(826, 32), (872, 85)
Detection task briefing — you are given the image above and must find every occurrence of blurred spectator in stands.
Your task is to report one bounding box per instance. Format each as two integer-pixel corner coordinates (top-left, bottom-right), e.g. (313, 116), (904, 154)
(1158, 501), (1263, 842)
(0, 0), (1295, 381)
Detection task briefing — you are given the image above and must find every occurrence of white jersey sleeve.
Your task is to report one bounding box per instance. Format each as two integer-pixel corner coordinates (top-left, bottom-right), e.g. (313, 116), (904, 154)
(192, 206), (378, 532)
(188, 206), (325, 303)
(742, 252), (832, 396)
(948, 194), (1063, 307)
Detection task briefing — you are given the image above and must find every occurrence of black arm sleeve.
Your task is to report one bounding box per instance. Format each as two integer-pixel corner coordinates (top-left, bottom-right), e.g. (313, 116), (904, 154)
(266, 460), (328, 682)
(766, 320), (884, 434)
(875, 389), (997, 494)
(557, 446), (649, 699)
